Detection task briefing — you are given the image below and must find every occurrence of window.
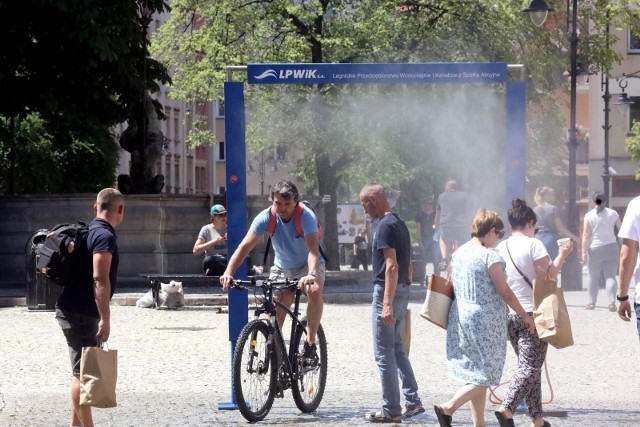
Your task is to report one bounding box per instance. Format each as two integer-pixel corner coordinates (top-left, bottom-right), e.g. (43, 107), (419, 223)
(218, 142), (225, 160)
(174, 114), (180, 144)
(216, 100), (225, 117)
(630, 25), (640, 53)
(612, 176), (640, 197)
(630, 97), (640, 130)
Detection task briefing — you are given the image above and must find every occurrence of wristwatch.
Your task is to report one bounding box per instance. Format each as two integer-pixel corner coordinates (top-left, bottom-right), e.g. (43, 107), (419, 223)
(617, 295), (629, 302)
(308, 271), (317, 277)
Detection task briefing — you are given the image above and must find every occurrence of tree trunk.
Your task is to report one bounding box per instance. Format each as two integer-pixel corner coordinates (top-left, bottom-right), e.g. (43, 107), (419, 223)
(315, 150), (340, 271)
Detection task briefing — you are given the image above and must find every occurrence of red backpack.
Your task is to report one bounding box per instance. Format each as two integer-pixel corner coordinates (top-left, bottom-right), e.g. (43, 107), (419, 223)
(262, 202), (327, 266)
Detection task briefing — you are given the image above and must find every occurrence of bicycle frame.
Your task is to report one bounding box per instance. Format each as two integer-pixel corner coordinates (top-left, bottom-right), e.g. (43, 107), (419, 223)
(248, 279), (309, 382)
(232, 276), (327, 421)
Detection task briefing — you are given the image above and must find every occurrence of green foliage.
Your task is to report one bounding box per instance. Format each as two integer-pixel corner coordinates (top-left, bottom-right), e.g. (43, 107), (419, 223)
(152, 0), (632, 199)
(0, 114), (119, 194)
(626, 120), (640, 179)
(0, 0), (172, 194)
(0, 114), (61, 194)
(150, 0), (640, 265)
(186, 117), (216, 148)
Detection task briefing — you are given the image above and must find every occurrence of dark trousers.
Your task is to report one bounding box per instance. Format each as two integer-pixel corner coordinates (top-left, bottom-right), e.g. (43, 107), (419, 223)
(350, 250), (368, 270)
(203, 254), (227, 276)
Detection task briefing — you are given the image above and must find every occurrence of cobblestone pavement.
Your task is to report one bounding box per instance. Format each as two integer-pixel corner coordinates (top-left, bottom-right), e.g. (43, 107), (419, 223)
(0, 290), (638, 426)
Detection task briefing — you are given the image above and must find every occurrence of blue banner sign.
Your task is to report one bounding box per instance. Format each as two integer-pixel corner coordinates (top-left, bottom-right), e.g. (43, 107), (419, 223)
(248, 63), (507, 85)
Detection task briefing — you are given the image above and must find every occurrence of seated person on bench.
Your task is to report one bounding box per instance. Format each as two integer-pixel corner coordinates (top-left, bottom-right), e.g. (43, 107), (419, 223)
(193, 204), (228, 276)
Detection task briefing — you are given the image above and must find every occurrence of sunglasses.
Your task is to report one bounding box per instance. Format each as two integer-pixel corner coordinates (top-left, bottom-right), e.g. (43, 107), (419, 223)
(495, 229), (505, 239)
(214, 213), (227, 217)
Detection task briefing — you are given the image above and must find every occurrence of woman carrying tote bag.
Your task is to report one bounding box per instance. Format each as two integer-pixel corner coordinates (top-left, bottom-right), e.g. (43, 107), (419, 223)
(494, 199), (573, 427)
(433, 209), (534, 427)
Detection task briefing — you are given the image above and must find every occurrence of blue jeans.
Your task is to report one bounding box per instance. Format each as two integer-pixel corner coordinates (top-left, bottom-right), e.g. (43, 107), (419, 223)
(535, 232), (558, 260)
(372, 283), (421, 417)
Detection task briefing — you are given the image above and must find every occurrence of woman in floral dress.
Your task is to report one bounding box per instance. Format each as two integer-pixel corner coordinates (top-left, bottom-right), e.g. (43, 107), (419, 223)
(434, 209), (535, 427)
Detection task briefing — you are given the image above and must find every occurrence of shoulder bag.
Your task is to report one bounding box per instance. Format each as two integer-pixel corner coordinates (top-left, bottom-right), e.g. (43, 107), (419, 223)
(419, 262), (454, 330)
(505, 242), (574, 349)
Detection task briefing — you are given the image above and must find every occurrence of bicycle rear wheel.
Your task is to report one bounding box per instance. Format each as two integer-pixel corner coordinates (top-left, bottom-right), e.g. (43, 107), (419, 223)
(232, 319), (277, 422)
(291, 317), (327, 413)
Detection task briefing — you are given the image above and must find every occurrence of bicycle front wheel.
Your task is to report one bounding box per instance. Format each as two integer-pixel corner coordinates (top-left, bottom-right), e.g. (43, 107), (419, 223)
(232, 319), (277, 422)
(291, 317), (327, 413)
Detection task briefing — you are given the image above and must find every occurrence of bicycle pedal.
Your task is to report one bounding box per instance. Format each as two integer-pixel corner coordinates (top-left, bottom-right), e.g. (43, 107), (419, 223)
(275, 385), (285, 398)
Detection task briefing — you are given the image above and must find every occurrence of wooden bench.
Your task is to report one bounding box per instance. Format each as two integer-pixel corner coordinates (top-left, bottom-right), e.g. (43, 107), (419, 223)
(138, 274), (222, 308)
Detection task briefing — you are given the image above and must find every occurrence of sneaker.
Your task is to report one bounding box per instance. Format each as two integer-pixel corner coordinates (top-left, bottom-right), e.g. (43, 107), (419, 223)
(302, 341), (319, 368)
(608, 303), (617, 312)
(586, 303), (595, 310)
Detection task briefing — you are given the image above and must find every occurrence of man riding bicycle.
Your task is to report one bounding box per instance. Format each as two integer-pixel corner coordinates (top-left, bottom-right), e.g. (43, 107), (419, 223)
(220, 180), (325, 362)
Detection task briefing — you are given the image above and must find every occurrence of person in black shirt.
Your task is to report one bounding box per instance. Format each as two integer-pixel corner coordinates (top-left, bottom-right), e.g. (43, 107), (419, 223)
(350, 229), (369, 270)
(361, 183), (423, 423)
(55, 188), (124, 427)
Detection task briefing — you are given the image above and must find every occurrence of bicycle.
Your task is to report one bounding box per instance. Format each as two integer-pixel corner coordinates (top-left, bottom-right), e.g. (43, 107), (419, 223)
(230, 276), (328, 422)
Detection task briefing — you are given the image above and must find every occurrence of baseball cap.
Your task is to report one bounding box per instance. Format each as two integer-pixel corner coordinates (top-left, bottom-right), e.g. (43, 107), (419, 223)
(210, 204), (227, 215)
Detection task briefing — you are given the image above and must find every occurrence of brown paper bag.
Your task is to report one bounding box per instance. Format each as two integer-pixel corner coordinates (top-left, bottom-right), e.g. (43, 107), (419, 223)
(420, 274), (454, 329)
(79, 345), (118, 408)
(533, 279), (574, 349)
(401, 309), (411, 356)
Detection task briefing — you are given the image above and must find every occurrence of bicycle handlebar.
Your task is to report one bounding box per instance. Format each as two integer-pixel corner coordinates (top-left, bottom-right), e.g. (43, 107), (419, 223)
(231, 276), (299, 292)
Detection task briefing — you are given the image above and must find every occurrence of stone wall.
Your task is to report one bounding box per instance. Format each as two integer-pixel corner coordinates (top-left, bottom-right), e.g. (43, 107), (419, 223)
(0, 194), (290, 289)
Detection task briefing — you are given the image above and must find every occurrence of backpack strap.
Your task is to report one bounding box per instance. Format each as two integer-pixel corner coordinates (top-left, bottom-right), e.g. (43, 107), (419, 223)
(293, 203), (305, 237)
(266, 206), (278, 238)
(262, 203), (329, 267)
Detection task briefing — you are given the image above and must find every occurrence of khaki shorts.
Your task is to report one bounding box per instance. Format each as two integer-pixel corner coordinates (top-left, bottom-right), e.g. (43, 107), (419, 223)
(269, 264), (326, 284)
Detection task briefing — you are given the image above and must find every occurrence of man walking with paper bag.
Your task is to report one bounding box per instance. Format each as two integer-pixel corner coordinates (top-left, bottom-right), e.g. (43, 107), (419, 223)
(55, 188), (124, 427)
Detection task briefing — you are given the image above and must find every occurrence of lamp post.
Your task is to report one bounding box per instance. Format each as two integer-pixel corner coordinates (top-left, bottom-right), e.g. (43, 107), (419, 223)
(524, 0), (581, 290)
(602, 71), (611, 205)
(602, 9), (611, 206)
(524, 0), (579, 233)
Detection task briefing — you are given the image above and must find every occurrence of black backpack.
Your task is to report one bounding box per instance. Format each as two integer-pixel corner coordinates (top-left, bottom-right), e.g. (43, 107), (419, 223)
(35, 221), (99, 287)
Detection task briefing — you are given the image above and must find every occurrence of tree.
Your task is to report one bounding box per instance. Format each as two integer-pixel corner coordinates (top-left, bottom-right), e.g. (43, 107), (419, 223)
(0, 0), (171, 194)
(152, 0), (638, 268)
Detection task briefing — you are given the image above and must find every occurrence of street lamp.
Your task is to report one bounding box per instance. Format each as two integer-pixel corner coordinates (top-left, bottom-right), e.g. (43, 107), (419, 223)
(523, 0), (554, 27)
(614, 70), (640, 176)
(523, 0), (581, 290)
(614, 70), (640, 113)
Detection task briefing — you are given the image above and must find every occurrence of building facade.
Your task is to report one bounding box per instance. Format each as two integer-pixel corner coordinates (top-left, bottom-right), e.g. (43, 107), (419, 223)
(588, 23), (640, 215)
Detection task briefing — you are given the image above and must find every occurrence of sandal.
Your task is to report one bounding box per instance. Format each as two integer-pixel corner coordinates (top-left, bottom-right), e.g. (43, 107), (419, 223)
(433, 405), (452, 427)
(364, 409), (401, 423)
(495, 410), (515, 427)
(401, 404), (425, 419)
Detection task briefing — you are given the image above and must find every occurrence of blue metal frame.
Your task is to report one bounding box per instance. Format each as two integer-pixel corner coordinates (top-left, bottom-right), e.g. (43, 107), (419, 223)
(219, 63), (526, 409)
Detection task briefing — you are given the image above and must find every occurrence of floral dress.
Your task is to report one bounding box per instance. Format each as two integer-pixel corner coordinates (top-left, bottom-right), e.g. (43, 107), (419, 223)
(446, 240), (508, 386)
